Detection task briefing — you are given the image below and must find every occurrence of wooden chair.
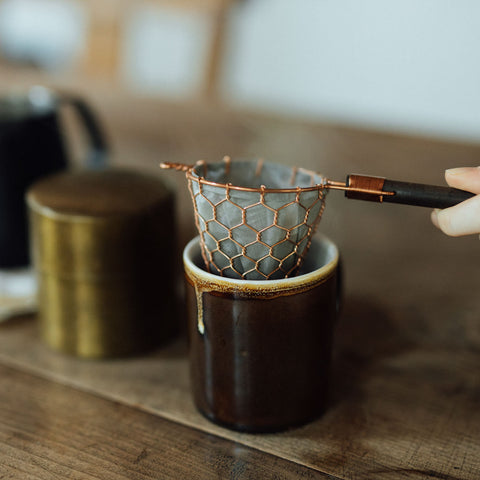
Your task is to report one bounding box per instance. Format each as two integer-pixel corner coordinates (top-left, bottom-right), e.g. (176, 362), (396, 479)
(82, 0), (235, 99)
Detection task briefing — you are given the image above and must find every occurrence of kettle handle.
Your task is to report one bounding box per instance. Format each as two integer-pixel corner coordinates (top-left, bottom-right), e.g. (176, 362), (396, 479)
(58, 93), (109, 169)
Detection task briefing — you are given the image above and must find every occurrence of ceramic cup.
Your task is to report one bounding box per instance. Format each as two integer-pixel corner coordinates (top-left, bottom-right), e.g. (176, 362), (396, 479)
(183, 234), (340, 433)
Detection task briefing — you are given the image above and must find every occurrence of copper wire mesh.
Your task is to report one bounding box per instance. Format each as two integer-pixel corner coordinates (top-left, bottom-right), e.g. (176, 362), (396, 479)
(185, 158), (328, 280)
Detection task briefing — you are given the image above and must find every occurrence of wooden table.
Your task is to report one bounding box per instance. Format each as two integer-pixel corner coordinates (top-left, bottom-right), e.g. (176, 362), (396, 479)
(0, 69), (480, 479)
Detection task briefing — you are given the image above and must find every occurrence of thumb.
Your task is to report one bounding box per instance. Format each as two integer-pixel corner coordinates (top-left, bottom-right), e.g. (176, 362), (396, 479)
(445, 166), (480, 194)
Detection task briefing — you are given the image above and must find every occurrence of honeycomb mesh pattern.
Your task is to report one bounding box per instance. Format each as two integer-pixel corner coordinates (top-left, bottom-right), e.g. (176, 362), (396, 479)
(186, 160), (328, 280)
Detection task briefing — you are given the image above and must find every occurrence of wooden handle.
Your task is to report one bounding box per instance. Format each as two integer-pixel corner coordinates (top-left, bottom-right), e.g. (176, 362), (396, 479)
(382, 179), (474, 208)
(344, 175), (475, 208)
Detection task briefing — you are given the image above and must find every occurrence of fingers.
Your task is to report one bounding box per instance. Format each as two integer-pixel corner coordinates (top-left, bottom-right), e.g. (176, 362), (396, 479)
(445, 166), (480, 194)
(431, 166), (480, 237)
(431, 194), (480, 236)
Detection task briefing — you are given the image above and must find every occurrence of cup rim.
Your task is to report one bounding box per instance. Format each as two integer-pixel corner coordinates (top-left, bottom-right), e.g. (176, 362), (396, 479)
(183, 234), (338, 293)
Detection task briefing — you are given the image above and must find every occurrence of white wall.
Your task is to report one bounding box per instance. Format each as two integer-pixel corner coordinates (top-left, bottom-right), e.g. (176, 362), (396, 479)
(222, 0), (480, 142)
(0, 0), (86, 69)
(122, 7), (213, 97)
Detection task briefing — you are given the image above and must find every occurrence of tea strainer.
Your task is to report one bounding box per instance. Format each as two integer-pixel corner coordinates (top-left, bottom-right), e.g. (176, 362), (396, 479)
(162, 157), (473, 280)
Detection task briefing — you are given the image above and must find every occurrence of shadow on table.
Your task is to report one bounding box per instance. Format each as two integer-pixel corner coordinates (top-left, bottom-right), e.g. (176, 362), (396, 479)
(330, 295), (416, 406)
(0, 313), (36, 330)
(283, 296), (418, 468)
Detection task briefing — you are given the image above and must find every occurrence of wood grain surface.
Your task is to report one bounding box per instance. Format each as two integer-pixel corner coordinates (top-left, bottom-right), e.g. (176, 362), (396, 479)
(0, 362), (330, 480)
(1, 306), (479, 480)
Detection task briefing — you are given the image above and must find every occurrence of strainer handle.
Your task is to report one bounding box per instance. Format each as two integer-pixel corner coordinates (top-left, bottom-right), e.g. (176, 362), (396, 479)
(333, 174), (475, 208)
(381, 178), (474, 208)
(160, 162), (193, 172)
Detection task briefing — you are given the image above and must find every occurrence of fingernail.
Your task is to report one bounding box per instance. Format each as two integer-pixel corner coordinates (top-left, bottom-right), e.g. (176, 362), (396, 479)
(446, 167), (472, 176)
(446, 167), (480, 176)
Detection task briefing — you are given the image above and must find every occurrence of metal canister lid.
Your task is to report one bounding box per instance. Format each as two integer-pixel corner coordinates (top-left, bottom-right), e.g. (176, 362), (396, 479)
(28, 168), (172, 216)
(27, 168), (173, 278)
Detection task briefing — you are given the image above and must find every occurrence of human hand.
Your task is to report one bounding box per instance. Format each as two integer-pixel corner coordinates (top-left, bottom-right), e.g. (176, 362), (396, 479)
(431, 167), (480, 236)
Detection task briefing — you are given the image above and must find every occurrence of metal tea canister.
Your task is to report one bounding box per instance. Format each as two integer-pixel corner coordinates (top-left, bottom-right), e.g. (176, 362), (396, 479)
(27, 168), (177, 358)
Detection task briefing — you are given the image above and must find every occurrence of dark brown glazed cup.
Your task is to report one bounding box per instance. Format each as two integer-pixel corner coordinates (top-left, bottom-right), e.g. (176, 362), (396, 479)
(183, 235), (340, 433)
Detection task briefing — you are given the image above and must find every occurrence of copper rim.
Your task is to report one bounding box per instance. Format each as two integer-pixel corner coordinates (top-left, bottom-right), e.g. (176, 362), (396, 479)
(164, 158), (328, 194)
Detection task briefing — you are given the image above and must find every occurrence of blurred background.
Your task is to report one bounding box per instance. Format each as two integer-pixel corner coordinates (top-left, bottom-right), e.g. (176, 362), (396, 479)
(0, 0), (479, 142)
